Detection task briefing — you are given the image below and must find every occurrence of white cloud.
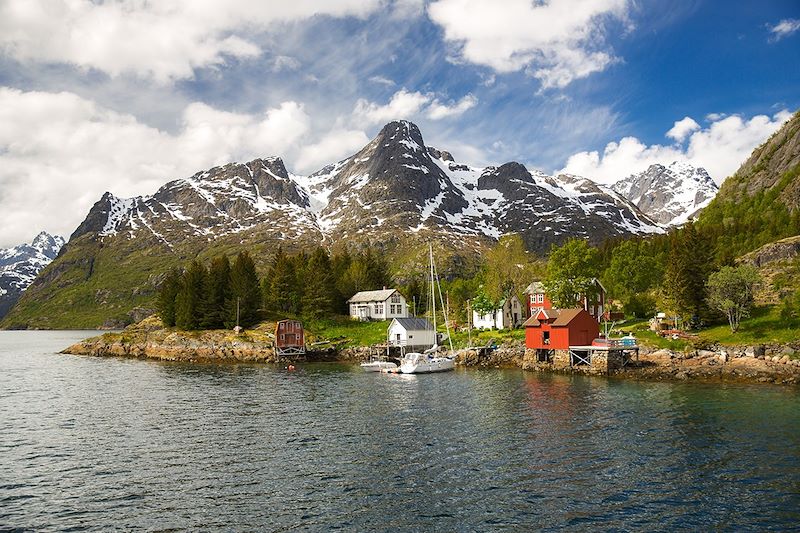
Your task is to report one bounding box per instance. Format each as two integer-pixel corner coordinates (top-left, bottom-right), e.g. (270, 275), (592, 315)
(0, 87), (324, 246)
(768, 18), (800, 41)
(560, 110), (792, 185)
(666, 116), (701, 142)
(296, 129), (371, 172)
(0, 0), (381, 82)
(353, 89), (432, 126)
(427, 0), (630, 89)
(427, 94), (478, 119)
(368, 75), (397, 86)
(353, 89), (478, 126)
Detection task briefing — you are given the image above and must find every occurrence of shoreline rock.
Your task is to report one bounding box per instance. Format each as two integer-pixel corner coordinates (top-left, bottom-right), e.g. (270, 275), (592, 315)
(62, 319), (800, 385)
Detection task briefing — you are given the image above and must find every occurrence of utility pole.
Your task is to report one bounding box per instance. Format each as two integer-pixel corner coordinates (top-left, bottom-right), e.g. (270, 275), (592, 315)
(236, 297), (240, 328)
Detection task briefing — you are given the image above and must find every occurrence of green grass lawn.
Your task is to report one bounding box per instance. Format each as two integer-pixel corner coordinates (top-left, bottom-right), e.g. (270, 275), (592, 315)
(617, 305), (799, 349)
(302, 316), (389, 347)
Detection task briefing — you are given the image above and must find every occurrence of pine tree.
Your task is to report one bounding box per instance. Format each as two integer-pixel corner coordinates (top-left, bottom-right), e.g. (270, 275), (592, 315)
(157, 267), (183, 327)
(265, 247), (296, 313)
(175, 260), (206, 330)
(227, 251), (261, 328)
(201, 255), (231, 329)
(301, 247), (336, 319)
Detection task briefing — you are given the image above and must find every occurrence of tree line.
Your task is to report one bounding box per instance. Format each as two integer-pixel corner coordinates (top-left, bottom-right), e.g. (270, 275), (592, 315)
(157, 247), (391, 330)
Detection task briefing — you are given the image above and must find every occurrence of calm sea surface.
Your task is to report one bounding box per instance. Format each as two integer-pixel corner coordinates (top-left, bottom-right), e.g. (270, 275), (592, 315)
(2, 331), (800, 531)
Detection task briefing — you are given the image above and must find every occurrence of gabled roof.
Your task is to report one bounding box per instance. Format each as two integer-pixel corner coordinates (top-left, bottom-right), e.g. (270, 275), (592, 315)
(523, 308), (587, 327)
(552, 308), (586, 326)
(391, 317), (433, 331)
(347, 289), (398, 303)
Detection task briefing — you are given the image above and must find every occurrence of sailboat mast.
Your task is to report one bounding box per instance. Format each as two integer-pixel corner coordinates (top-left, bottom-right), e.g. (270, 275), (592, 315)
(429, 242), (436, 335)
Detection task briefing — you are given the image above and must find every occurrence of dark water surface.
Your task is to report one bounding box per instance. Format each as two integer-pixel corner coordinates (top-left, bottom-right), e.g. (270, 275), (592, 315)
(2, 331), (800, 531)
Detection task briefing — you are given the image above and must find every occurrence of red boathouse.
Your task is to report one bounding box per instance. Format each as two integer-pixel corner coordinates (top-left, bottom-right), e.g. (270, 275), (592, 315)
(275, 319), (305, 356)
(523, 308), (599, 350)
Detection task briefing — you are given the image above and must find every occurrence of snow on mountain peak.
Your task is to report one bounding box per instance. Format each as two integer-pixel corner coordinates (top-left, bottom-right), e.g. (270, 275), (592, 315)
(611, 161), (719, 226)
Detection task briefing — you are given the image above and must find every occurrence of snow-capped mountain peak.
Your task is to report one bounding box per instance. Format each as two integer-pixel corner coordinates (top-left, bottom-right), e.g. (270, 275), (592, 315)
(612, 161), (719, 226)
(0, 231), (65, 318)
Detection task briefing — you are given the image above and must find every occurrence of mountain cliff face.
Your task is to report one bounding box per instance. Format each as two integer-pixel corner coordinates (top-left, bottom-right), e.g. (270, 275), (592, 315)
(612, 162), (718, 226)
(0, 232), (64, 318)
(2, 120), (667, 328)
(712, 110), (800, 210)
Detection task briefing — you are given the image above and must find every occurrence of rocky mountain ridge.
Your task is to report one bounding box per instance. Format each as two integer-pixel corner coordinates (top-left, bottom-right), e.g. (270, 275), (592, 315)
(0, 232), (65, 318)
(612, 161), (718, 226)
(79, 120), (664, 254)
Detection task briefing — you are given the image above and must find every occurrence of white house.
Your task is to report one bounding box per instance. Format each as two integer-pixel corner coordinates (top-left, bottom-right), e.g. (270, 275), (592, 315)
(387, 317), (435, 350)
(472, 295), (523, 330)
(347, 289), (408, 321)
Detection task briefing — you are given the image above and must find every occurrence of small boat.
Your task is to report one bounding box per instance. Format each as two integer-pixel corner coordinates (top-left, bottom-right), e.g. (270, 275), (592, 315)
(398, 349), (454, 374)
(398, 243), (455, 374)
(360, 358), (398, 372)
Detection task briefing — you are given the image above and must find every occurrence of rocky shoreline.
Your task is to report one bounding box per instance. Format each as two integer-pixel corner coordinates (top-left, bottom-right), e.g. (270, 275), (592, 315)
(62, 319), (800, 386)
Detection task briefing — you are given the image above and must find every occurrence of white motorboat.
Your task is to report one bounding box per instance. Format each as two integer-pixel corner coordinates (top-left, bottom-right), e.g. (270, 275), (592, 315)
(360, 359), (398, 372)
(398, 350), (454, 374)
(398, 244), (455, 374)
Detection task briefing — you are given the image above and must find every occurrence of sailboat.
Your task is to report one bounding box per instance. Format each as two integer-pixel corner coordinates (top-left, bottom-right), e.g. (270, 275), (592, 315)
(398, 243), (455, 374)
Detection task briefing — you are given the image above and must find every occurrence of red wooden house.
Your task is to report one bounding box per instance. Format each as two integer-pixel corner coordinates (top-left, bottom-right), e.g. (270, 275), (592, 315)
(275, 319), (305, 356)
(523, 308), (599, 350)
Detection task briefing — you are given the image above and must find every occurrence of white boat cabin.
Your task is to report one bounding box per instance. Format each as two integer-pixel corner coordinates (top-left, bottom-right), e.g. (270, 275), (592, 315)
(347, 289), (408, 321)
(472, 295), (523, 330)
(387, 317), (436, 350)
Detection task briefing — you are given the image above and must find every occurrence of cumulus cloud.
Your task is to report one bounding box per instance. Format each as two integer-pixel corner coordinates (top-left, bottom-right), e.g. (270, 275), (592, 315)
(427, 0), (630, 89)
(353, 89), (478, 126)
(666, 116), (701, 142)
(560, 110), (792, 185)
(768, 18), (800, 41)
(0, 87), (366, 246)
(427, 94), (478, 119)
(0, 0), (381, 82)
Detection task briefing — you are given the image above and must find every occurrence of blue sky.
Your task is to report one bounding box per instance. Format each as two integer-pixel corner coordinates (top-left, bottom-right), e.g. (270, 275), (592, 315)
(0, 0), (798, 246)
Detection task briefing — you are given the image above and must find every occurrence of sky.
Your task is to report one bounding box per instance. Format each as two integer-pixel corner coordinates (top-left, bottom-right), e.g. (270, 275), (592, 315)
(0, 0), (798, 247)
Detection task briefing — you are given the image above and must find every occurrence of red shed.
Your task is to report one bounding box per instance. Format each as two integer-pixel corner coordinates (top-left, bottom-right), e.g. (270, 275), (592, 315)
(523, 308), (599, 350)
(275, 319), (305, 356)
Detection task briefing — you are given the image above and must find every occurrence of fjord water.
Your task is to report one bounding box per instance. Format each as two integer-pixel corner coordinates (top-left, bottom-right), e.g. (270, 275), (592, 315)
(2, 332), (800, 531)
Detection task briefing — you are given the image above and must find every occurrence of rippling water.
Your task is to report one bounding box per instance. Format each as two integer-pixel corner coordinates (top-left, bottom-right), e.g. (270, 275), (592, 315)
(2, 331), (800, 531)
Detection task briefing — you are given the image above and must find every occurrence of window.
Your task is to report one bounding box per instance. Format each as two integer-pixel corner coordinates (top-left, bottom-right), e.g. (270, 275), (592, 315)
(542, 331), (550, 345)
(391, 294), (401, 303)
(536, 294), (544, 303)
(375, 304), (384, 314)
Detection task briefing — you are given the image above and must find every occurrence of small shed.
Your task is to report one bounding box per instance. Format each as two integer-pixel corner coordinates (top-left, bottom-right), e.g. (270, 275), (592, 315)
(275, 319), (305, 356)
(387, 317), (435, 350)
(523, 308), (599, 350)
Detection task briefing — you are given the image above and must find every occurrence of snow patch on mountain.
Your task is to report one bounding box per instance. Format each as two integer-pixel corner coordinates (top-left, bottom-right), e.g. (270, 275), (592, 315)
(0, 231), (66, 317)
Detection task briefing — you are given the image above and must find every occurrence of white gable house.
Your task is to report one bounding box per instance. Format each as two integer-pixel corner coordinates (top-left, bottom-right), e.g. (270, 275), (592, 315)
(472, 295), (523, 330)
(387, 318), (435, 350)
(347, 289), (408, 321)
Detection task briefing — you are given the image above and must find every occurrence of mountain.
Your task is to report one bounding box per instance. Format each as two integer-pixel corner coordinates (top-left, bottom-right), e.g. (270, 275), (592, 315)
(698, 110), (800, 260)
(1, 120), (664, 329)
(612, 162), (718, 226)
(0, 232), (65, 318)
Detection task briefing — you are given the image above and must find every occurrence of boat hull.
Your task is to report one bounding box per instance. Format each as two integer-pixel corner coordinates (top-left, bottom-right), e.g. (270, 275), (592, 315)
(360, 361), (398, 372)
(398, 355), (455, 374)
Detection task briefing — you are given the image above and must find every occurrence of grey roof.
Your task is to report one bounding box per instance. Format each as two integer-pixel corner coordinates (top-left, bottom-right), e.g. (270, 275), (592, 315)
(392, 318), (433, 331)
(347, 289), (398, 303)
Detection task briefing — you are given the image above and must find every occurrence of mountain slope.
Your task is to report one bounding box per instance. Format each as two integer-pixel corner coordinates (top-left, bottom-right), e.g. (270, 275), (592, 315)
(612, 162), (718, 226)
(0, 232), (65, 318)
(2, 120), (665, 329)
(698, 110), (800, 260)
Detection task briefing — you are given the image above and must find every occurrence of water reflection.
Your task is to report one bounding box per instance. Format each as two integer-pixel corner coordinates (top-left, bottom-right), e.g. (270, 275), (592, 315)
(1, 332), (799, 530)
